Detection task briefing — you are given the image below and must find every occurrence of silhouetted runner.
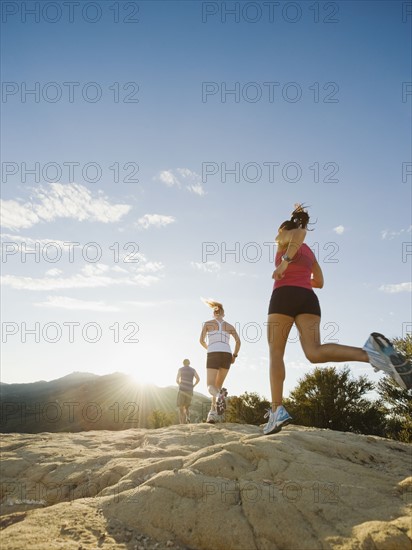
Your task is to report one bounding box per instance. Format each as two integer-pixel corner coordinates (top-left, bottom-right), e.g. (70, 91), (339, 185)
(176, 359), (200, 424)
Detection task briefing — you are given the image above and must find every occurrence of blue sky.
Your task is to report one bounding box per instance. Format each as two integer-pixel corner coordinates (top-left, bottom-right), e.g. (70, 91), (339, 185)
(1, 0), (411, 401)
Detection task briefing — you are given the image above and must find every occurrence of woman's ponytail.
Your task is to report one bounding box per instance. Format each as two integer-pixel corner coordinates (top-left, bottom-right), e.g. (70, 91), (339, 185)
(202, 298), (224, 315)
(279, 204), (310, 230)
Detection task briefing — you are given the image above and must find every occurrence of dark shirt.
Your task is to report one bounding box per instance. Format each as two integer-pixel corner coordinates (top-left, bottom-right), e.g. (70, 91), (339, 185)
(178, 366), (196, 393)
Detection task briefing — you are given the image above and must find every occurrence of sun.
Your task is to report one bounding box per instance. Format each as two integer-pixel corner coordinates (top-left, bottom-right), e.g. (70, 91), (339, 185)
(127, 369), (165, 388)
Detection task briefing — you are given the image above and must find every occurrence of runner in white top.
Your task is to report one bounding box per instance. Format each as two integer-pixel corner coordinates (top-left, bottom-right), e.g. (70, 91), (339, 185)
(199, 299), (241, 423)
(207, 320), (232, 353)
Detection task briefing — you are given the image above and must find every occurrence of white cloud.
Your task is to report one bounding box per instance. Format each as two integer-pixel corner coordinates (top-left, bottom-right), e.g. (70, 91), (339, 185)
(0, 235), (70, 263)
(379, 282), (412, 293)
(158, 170), (180, 187)
(135, 261), (164, 273)
(34, 296), (120, 312)
(156, 168), (206, 196)
(0, 183), (131, 230)
(136, 214), (176, 229)
(0, 200), (40, 230)
(0, 233), (68, 246)
(80, 263), (110, 276)
(1, 263), (161, 291)
(333, 225), (345, 235)
(381, 226), (412, 240)
(121, 251), (146, 264)
(112, 265), (129, 274)
(123, 300), (173, 308)
(191, 261), (221, 273)
(187, 183), (206, 196)
(0, 235), (148, 266)
(45, 268), (63, 277)
(176, 168), (193, 178)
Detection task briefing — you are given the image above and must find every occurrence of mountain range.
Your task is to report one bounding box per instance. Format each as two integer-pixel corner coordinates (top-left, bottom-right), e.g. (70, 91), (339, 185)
(0, 372), (210, 433)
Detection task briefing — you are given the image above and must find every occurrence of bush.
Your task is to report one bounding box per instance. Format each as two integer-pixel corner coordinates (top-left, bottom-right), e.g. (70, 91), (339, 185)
(284, 366), (387, 436)
(226, 392), (270, 425)
(147, 409), (176, 429)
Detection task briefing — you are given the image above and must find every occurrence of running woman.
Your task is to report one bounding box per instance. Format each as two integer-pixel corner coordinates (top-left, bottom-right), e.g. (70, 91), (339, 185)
(200, 300), (241, 423)
(264, 204), (412, 436)
(176, 359), (200, 424)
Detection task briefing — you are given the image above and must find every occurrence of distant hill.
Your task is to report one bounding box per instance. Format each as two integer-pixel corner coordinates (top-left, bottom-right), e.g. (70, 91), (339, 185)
(0, 372), (211, 433)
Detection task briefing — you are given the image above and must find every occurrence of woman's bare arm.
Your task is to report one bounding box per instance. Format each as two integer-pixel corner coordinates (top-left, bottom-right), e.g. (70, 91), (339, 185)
(273, 228), (307, 280)
(199, 322), (212, 350)
(284, 228), (307, 259)
(311, 260), (324, 288)
(225, 323), (241, 356)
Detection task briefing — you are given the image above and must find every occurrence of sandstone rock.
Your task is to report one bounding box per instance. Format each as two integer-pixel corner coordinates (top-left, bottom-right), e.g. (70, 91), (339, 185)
(0, 424), (411, 549)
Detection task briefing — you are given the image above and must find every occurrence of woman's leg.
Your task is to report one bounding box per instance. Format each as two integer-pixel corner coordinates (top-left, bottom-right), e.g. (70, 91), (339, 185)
(207, 368), (219, 409)
(267, 313), (294, 412)
(215, 367), (229, 391)
(295, 314), (369, 363)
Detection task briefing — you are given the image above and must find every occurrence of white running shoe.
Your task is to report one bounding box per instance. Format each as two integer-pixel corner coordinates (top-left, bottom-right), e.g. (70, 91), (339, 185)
(206, 410), (219, 424)
(263, 405), (292, 435)
(363, 332), (412, 391)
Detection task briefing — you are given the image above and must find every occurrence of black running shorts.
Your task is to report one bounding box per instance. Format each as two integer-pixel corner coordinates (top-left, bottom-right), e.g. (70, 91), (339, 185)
(206, 352), (232, 370)
(268, 286), (321, 318)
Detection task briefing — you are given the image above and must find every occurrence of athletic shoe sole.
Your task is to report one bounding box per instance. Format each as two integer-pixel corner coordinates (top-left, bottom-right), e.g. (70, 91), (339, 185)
(216, 388), (228, 415)
(263, 417), (292, 435)
(369, 333), (412, 390)
(216, 400), (226, 415)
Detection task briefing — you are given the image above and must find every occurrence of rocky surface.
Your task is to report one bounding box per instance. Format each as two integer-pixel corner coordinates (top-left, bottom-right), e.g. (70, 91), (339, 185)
(1, 423), (411, 549)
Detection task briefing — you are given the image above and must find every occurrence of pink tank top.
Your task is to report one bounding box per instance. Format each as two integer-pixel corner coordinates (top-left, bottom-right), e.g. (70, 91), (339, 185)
(274, 243), (315, 290)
